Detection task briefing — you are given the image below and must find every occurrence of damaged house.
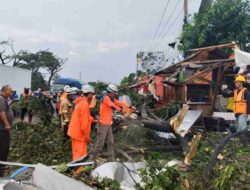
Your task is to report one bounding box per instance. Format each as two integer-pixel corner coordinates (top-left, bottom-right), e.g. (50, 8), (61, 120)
(134, 42), (239, 116)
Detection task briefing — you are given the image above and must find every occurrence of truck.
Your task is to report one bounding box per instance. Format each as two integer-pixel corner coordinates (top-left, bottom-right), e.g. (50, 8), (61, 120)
(0, 64), (32, 96)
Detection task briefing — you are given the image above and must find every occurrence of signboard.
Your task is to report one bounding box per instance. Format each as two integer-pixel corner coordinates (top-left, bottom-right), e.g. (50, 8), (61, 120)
(137, 51), (166, 73)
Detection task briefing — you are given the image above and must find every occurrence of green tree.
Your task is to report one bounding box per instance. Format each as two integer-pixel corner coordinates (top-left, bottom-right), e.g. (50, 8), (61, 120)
(179, 0), (250, 52)
(16, 50), (65, 90)
(16, 51), (42, 73)
(38, 51), (65, 87)
(16, 51), (46, 90)
(119, 71), (145, 107)
(31, 72), (47, 91)
(0, 39), (65, 90)
(120, 71), (144, 87)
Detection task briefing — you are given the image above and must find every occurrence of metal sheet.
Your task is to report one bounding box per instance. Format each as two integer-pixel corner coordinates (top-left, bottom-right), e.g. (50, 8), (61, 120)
(212, 112), (236, 121)
(212, 112), (250, 121)
(176, 110), (203, 137)
(0, 65), (31, 95)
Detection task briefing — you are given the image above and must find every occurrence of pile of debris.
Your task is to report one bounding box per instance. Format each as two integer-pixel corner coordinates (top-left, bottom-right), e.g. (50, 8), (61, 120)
(1, 101), (249, 189)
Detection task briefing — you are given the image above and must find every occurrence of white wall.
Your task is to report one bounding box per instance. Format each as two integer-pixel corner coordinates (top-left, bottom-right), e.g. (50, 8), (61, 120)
(0, 65), (32, 95)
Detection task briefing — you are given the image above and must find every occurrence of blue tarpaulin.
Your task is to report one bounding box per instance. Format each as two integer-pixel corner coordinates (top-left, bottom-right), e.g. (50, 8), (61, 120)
(54, 78), (82, 89)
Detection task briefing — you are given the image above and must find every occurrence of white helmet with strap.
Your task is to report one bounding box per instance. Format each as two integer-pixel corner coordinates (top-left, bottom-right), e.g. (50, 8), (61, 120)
(107, 84), (118, 93)
(82, 84), (95, 94)
(63, 85), (71, 92)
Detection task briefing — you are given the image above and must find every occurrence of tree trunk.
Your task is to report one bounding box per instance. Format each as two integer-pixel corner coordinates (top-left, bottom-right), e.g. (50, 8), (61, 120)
(47, 71), (54, 88)
(141, 119), (172, 132)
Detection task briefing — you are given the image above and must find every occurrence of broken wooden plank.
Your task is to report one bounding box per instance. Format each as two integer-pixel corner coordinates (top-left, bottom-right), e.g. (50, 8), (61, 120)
(183, 63), (221, 83)
(184, 58), (234, 65)
(186, 42), (236, 53)
(162, 81), (183, 87)
(183, 61), (234, 84)
(210, 66), (224, 114)
(196, 76), (214, 85)
(165, 69), (180, 82)
(156, 51), (204, 74)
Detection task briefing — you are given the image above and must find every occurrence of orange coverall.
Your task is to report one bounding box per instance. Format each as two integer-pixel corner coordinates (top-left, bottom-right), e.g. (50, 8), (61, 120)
(99, 96), (129, 126)
(75, 96), (84, 105)
(67, 97), (94, 173)
(93, 95), (129, 160)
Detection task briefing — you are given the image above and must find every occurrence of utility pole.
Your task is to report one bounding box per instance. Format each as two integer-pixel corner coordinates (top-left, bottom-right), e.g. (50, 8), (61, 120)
(183, 0), (188, 25)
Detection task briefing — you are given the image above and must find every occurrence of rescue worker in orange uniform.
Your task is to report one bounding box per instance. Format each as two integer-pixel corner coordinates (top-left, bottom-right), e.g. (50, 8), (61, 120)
(75, 88), (97, 109)
(67, 84), (96, 174)
(75, 88), (84, 105)
(92, 84), (135, 161)
(223, 75), (250, 145)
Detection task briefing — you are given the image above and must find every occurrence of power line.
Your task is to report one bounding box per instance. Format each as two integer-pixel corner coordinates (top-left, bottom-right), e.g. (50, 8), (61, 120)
(153, 1), (183, 50)
(155, 9), (183, 49)
(151, 0), (182, 50)
(147, 0), (170, 50)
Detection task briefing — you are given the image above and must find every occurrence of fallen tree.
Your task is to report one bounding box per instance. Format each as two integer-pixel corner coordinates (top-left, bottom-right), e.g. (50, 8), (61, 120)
(5, 95), (250, 190)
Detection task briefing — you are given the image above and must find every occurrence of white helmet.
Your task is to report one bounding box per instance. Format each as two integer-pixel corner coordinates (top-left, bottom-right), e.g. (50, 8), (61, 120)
(63, 85), (71, 92)
(82, 84), (95, 94)
(107, 84), (118, 93)
(65, 87), (74, 94)
(71, 87), (79, 92)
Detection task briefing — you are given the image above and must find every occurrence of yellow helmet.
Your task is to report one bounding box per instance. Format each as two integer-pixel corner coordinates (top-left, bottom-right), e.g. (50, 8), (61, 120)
(234, 75), (246, 83)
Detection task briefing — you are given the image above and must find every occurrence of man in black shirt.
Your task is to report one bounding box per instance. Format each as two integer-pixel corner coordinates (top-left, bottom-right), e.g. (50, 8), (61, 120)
(0, 85), (14, 177)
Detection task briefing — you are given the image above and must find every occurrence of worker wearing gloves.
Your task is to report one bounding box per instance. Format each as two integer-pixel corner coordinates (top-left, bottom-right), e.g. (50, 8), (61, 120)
(67, 84), (96, 174)
(92, 84), (135, 161)
(61, 87), (75, 140)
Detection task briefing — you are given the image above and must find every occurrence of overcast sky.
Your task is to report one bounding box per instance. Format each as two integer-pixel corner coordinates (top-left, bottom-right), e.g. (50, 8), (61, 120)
(0, 0), (201, 83)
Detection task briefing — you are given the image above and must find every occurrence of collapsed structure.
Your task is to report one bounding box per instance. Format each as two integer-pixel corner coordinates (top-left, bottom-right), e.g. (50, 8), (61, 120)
(133, 42), (238, 116)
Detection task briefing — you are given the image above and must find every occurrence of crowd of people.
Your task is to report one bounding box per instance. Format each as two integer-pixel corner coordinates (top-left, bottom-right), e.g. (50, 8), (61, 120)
(0, 83), (136, 176)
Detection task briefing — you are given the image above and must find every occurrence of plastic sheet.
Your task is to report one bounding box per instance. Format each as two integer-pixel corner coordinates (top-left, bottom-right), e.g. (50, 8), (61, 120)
(32, 164), (93, 190)
(91, 162), (145, 190)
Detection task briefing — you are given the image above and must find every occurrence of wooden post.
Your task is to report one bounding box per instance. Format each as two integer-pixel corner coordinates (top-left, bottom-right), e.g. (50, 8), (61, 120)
(210, 66), (224, 114)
